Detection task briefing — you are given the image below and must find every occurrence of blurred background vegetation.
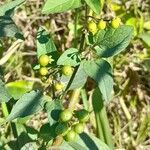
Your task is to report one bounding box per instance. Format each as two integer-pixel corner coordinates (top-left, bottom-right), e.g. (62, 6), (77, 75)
(0, 0), (150, 149)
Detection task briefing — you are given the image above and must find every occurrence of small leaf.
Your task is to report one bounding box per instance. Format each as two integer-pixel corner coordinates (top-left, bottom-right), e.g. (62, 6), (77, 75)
(57, 48), (81, 67)
(94, 25), (134, 58)
(6, 81), (34, 99)
(6, 90), (44, 121)
(82, 59), (113, 101)
(0, 79), (11, 102)
(37, 27), (57, 58)
(139, 33), (150, 47)
(84, 0), (104, 14)
(42, 0), (82, 14)
(61, 64), (87, 90)
(45, 100), (63, 126)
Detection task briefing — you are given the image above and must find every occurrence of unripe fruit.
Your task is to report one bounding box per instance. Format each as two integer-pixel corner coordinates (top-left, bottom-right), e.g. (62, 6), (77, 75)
(62, 65), (73, 76)
(64, 130), (77, 142)
(54, 82), (64, 91)
(75, 109), (89, 123)
(39, 54), (49, 67)
(59, 109), (73, 122)
(111, 17), (121, 29)
(98, 20), (106, 30)
(74, 123), (84, 134)
(87, 21), (97, 35)
(39, 67), (48, 76)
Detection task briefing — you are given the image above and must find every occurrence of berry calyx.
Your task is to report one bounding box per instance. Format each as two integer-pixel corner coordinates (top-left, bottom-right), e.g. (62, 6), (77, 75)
(87, 21), (97, 35)
(64, 130), (77, 142)
(54, 82), (64, 91)
(111, 17), (121, 29)
(62, 65), (73, 76)
(39, 54), (49, 67)
(97, 20), (106, 30)
(74, 123), (85, 134)
(39, 67), (48, 76)
(75, 109), (89, 123)
(59, 109), (73, 122)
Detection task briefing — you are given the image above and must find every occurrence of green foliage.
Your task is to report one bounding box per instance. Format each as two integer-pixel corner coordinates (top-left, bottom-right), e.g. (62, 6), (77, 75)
(37, 27), (57, 58)
(6, 91), (44, 121)
(84, 0), (104, 14)
(0, 79), (12, 102)
(94, 25), (134, 58)
(82, 59), (113, 101)
(6, 81), (34, 100)
(57, 48), (81, 67)
(42, 0), (82, 14)
(139, 33), (150, 47)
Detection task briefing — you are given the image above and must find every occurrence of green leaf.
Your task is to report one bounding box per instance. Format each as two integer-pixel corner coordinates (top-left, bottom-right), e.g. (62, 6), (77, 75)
(0, 0), (25, 16)
(57, 48), (81, 67)
(37, 27), (57, 58)
(42, 0), (82, 14)
(45, 100), (63, 126)
(139, 33), (150, 47)
(61, 133), (111, 150)
(82, 59), (113, 101)
(6, 81), (34, 100)
(94, 25), (133, 58)
(84, 0), (103, 14)
(6, 90), (43, 121)
(0, 79), (11, 102)
(61, 64), (87, 90)
(0, 17), (23, 38)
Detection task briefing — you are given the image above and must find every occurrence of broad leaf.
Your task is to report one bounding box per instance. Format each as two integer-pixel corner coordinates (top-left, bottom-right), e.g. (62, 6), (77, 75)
(45, 100), (62, 126)
(42, 0), (82, 14)
(82, 59), (113, 101)
(94, 25), (134, 58)
(37, 27), (57, 58)
(61, 133), (111, 150)
(0, 0), (25, 16)
(61, 64), (87, 90)
(57, 48), (81, 67)
(6, 90), (44, 121)
(6, 81), (34, 100)
(0, 79), (11, 102)
(84, 0), (104, 14)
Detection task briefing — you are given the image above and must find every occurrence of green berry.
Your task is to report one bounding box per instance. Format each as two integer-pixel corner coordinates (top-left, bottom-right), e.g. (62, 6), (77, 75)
(39, 54), (49, 67)
(64, 130), (77, 142)
(62, 65), (73, 76)
(74, 123), (84, 134)
(59, 109), (73, 122)
(98, 20), (106, 30)
(111, 17), (121, 29)
(87, 21), (97, 35)
(54, 82), (64, 91)
(39, 67), (48, 76)
(75, 109), (89, 123)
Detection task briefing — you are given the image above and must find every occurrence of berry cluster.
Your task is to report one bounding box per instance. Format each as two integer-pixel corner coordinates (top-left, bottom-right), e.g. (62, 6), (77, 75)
(87, 17), (121, 35)
(55, 109), (89, 142)
(37, 54), (73, 92)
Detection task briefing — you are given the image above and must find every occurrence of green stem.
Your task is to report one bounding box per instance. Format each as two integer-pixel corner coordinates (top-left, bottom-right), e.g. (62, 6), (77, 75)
(80, 89), (89, 110)
(74, 9), (79, 48)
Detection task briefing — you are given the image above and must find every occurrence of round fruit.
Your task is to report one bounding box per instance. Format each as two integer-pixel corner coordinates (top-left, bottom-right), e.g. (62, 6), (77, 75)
(39, 67), (48, 76)
(75, 109), (89, 123)
(39, 54), (49, 67)
(111, 17), (121, 29)
(59, 109), (73, 122)
(97, 20), (106, 30)
(64, 130), (77, 142)
(74, 123), (84, 134)
(87, 21), (97, 35)
(62, 65), (73, 76)
(54, 82), (64, 91)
